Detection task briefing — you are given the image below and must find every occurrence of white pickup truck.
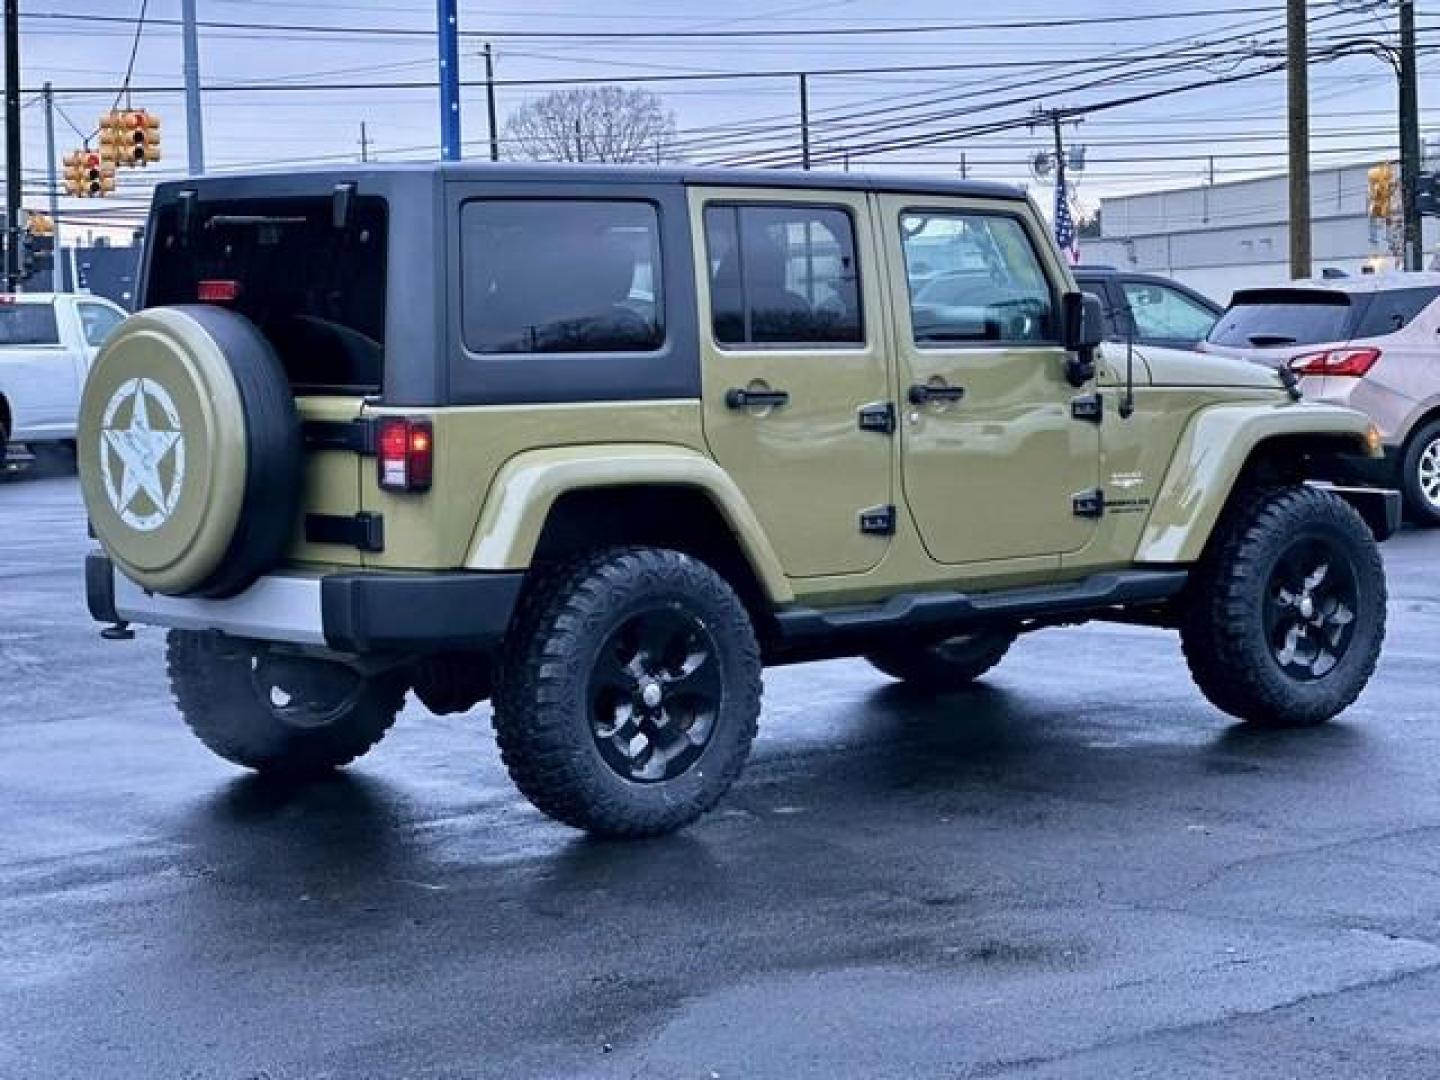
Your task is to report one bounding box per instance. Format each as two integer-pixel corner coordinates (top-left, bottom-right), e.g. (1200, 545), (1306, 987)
(0, 293), (128, 467)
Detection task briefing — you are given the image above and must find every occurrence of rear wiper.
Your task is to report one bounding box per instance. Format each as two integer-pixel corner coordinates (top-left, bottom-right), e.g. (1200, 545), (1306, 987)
(1246, 333), (1296, 347)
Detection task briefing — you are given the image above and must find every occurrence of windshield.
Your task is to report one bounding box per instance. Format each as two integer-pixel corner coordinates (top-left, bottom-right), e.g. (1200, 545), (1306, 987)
(146, 194), (388, 393)
(0, 302), (60, 346)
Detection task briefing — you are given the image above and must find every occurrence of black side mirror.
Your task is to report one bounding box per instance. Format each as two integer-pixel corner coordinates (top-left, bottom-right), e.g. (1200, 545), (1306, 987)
(1061, 290), (1104, 386)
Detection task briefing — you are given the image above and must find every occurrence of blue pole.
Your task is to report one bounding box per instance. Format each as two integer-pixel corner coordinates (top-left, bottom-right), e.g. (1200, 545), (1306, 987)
(437, 0), (461, 161)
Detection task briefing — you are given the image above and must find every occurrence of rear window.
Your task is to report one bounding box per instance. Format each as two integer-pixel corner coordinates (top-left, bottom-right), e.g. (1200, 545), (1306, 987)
(1208, 285), (1440, 348)
(1208, 290), (1353, 348)
(146, 195), (388, 393)
(0, 302), (59, 345)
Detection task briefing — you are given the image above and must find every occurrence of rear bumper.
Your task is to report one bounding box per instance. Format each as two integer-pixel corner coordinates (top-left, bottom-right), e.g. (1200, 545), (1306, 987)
(86, 553), (524, 653)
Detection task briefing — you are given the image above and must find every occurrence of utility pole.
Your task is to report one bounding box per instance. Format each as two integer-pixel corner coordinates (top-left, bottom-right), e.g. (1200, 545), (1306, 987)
(1286, 0), (1311, 279)
(483, 43), (499, 163)
(799, 73), (811, 170)
(43, 83), (61, 292)
(4, 0), (21, 292)
(1051, 111), (1069, 233)
(959, 152), (967, 180)
(1399, 0), (1422, 270)
(437, 0), (461, 161)
(359, 121), (370, 163)
(182, 0), (205, 175)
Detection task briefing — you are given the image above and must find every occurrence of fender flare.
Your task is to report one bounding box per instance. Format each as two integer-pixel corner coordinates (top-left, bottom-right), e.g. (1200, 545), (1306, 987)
(1136, 402), (1376, 564)
(463, 444), (794, 604)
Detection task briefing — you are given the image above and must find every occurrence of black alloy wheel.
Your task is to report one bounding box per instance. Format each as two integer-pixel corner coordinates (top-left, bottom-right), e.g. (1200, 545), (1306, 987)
(589, 606), (723, 783)
(1262, 536), (1359, 682)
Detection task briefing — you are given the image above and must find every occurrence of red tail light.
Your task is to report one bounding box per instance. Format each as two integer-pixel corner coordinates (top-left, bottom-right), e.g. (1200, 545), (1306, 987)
(1288, 347), (1381, 378)
(197, 279), (241, 303)
(376, 417), (433, 492)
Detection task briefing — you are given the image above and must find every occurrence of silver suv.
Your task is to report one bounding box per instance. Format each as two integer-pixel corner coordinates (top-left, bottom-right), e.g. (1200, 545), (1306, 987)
(1203, 273), (1440, 524)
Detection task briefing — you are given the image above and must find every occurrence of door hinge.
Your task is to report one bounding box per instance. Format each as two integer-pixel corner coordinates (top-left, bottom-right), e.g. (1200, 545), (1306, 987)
(302, 417), (378, 456)
(1072, 489), (1106, 519)
(857, 401), (896, 435)
(306, 511), (385, 552)
(1070, 393), (1104, 424)
(859, 504), (897, 536)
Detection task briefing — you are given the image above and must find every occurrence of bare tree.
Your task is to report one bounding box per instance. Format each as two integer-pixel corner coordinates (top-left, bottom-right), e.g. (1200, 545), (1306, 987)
(503, 86), (679, 164)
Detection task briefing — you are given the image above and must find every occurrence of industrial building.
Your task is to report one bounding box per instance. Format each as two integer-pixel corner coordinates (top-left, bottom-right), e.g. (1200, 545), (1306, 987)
(1084, 160), (1440, 304)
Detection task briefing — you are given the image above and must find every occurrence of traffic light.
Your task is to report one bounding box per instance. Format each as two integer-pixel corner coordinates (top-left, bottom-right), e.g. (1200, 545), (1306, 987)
(1368, 163), (1396, 220)
(1417, 174), (1440, 217)
(100, 109), (160, 167)
(26, 212), (54, 236)
(62, 151), (85, 197)
(80, 150), (115, 196)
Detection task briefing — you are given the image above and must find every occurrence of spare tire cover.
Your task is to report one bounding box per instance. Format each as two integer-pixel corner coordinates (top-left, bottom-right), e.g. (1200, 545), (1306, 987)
(77, 305), (301, 598)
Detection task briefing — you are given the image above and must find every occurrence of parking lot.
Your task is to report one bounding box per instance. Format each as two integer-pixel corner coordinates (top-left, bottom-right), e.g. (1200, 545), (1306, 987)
(4, 472), (1440, 1078)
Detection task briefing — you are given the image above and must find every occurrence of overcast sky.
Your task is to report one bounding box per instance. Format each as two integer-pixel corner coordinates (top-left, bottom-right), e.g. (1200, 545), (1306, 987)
(14, 0), (1438, 239)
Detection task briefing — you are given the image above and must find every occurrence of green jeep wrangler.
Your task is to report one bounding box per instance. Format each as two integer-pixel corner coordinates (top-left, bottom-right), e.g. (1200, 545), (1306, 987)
(79, 164), (1397, 837)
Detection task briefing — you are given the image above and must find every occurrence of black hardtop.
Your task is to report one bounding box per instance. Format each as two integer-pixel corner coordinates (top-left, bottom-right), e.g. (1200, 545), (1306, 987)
(150, 160), (1025, 205)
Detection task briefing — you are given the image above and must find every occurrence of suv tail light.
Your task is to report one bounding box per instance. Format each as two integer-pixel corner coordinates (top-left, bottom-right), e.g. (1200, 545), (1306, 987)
(1288, 346), (1381, 378)
(376, 417), (433, 492)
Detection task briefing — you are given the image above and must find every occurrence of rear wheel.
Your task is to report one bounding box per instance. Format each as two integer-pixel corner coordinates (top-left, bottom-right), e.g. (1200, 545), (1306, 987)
(1401, 419), (1440, 526)
(167, 630), (406, 776)
(1180, 485), (1386, 727)
(867, 629), (1016, 692)
(493, 547), (761, 838)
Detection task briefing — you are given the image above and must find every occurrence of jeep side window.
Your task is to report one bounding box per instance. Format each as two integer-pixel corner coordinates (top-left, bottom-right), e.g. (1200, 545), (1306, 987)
(900, 212), (1055, 345)
(704, 204), (863, 347)
(461, 200), (664, 355)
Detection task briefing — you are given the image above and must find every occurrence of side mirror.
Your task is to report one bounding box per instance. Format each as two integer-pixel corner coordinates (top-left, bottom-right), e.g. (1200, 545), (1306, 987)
(1061, 290), (1104, 386)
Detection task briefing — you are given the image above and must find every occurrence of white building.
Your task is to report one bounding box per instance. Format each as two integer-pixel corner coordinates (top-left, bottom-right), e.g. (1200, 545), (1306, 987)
(1084, 161), (1440, 304)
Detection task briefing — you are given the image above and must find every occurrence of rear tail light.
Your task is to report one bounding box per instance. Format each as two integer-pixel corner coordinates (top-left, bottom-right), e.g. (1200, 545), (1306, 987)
(376, 417), (433, 492)
(1288, 346), (1381, 378)
(197, 279), (241, 303)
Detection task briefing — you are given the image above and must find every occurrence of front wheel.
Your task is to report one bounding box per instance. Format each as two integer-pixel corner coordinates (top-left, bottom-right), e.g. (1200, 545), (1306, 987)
(167, 630), (406, 776)
(493, 547), (762, 838)
(1180, 486), (1386, 727)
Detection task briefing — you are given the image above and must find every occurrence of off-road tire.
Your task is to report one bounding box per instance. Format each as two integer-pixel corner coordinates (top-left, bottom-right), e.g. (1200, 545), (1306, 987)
(167, 630), (405, 776)
(492, 547), (762, 838)
(1180, 485), (1386, 727)
(866, 629), (1016, 692)
(1400, 419), (1440, 527)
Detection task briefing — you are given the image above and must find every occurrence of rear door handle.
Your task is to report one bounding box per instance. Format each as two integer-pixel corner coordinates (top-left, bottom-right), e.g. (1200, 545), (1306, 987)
(907, 383), (966, 405)
(725, 387), (790, 410)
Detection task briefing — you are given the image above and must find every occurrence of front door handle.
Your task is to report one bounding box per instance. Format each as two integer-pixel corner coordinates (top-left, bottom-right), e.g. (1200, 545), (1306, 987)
(725, 387), (790, 410)
(907, 382), (966, 405)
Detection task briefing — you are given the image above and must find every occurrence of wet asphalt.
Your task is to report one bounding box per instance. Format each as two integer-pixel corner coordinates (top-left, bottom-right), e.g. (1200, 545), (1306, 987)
(4, 475), (1440, 1079)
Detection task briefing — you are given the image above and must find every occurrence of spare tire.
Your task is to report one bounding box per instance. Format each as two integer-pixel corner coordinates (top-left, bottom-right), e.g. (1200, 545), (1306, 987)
(77, 305), (302, 599)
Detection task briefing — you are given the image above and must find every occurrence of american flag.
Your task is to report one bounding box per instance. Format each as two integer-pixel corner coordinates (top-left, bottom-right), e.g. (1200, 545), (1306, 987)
(1054, 178), (1079, 265)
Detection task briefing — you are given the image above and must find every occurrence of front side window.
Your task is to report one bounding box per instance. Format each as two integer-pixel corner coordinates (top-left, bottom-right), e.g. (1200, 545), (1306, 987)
(79, 303), (124, 347)
(900, 212), (1055, 344)
(704, 204), (863, 347)
(1122, 282), (1217, 341)
(0, 302), (59, 345)
(462, 199), (663, 355)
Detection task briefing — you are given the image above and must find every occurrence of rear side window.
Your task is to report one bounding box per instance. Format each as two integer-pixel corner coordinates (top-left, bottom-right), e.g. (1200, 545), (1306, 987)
(147, 195), (388, 393)
(0, 303), (59, 345)
(704, 204), (863, 347)
(1351, 286), (1440, 338)
(1208, 290), (1351, 348)
(461, 199), (663, 355)
(78, 303), (124, 347)
(900, 212), (1055, 344)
